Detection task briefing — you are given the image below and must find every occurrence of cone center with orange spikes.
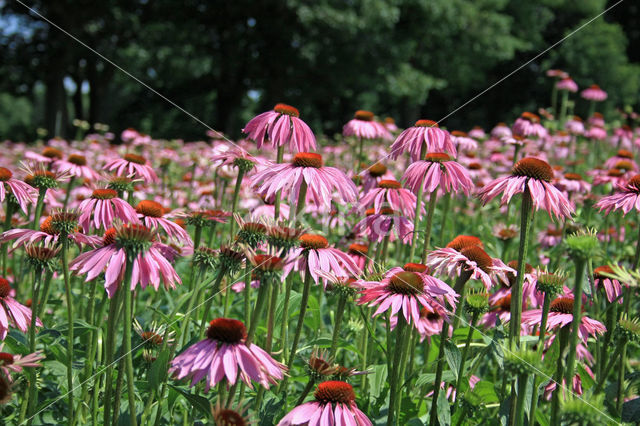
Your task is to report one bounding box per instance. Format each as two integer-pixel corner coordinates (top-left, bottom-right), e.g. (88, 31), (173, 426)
(512, 157), (554, 182)
(617, 149), (633, 159)
(299, 234), (329, 250)
(549, 296), (574, 314)
(608, 168), (623, 177)
(292, 152), (323, 168)
(414, 119), (439, 128)
(387, 271), (424, 295)
(593, 265), (614, 280)
(521, 112), (540, 123)
(0, 278), (10, 298)
(39, 217), (58, 235)
(468, 162), (482, 170)
(242, 222), (267, 234)
(421, 308), (441, 321)
(136, 200), (164, 218)
(206, 318), (247, 343)
(425, 152), (451, 163)
(403, 263), (428, 273)
(103, 228), (117, 246)
(123, 153), (147, 165)
(42, 147), (63, 158)
(614, 160), (633, 172)
(446, 235), (484, 251)
(494, 294), (512, 311)
(273, 103), (300, 117)
(498, 228), (517, 239)
(68, 154), (87, 166)
(378, 180), (401, 189)
(253, 254), (283, 271)
(314, 381), (356, 404)
(379, 207), (395, 216)
(92, 188), (118, 200)
(354, 110), (374, 121)
(214, 409), (247, 426)
(460, 246), (492, 274)
(589, 84), (601, 90)
(140, 331), (163, 346)
(451, 130), (468, 137)
(348, 243), (368, 256)
(629, 175), (640, 192)
(564, 173), (583, 181)
(368, 162), (387, 177)
(0, 168), (12, 182)
(0, 353), (14, 365)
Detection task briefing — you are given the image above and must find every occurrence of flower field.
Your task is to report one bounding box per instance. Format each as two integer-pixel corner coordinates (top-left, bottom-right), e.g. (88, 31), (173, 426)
(0, 74), (639, 425)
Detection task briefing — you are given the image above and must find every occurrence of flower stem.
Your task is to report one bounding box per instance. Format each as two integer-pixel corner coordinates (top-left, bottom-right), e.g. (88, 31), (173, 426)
(62, 176), (76, 210)
(122, 257), (138, 426)
(452, 311), (479, 414)
(632, 221), (640, 270)
(387, 316), (407, 426)
(420, 191), (438, 264)
(244, 262), (252, 327)
(178, 268), (203, 347)
(228, 168), (246, 238)
(536, 292), (551, 356)
(273, 146), (285, 220)
(564, 257), (586, 384)
(514, 374), (529, 426)
(438, 193), (452, 247)
(32, 188), (46, 230)
(280, 275), (294, 361)
(594, 341), (624, 394)
(287, 268), (312, 369)
(2, 200), (14, 276)
(428, 321), (450, 426)
(509, 189), (533, 349)
(24, 267), (43, 420)
(616, 341), (627, 416)
(264, 278), (280, 353)
(550, 326), (570, 426)
(61, 238), (75, 425)
(329, 293), (348, 359)
(247, 276), (270, 345)
(296, 379), (316, 406)
(198, 270), (225, 339)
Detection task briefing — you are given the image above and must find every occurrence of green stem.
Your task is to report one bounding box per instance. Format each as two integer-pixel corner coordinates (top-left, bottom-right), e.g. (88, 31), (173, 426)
(273, 146), (285, 220)
(104, 289), (122, 426)
(32, 188), (46, 230)
(438, 193), (451, 247)
(179, 268), (203, 347)
(290, 181), (308, 222)
(247, 277), (270, 345)
(428, 321), (450, 426)
(564, 257), (586, 384)
(23, 267), (43, 421)
(420, 191), (438, 264)
(452, 311), (479, 414)
(228, 168), (246, 238)
(528, 376), (541, 426)
(536, 293), (551, 356)
(296, 379), (316, 406)
(287, 269), (312, 368)
(280, 275), (293, 362)
(2, 201), (14, 276)
(387, 317), (407, 426)
(329, 294), (348, 359)
(514, 374), (529, 426)
(550, 327), (570, 426)
(186, 226), (202, 292)
(199, 271), (225, 339)
(633, 222), (640, 270)
(509, 189), (533, 349)
(356, 137), (364, 172)
(593, 342), (624, 394)
(559, 90), (569, 126)
(264, 278), (280, 353)
(61, 238), (75, 425)
(616, 341), (627, 416)
(551, 85), (558, 118)
(122, 257), (138, 426)
(244, 262), (252, 328)
(63, 176), (76, 210)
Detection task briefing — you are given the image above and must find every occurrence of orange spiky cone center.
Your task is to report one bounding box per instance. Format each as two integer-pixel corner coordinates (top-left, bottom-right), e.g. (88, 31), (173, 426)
(512, 158), (553, 182)
(136, 200), (164, 218)
(314, 381), (355, 404)
(206, 318), (247, 343)
(273, 103), (299, 117)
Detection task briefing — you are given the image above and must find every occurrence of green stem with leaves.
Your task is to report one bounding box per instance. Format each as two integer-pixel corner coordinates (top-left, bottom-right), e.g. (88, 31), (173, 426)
(287, 267), (312, 369)
(32, 188), (46, 230)
(564, 257), (586, 384)
(452, 311), (479, 414)
(122, 257), (138, 426)
(420, 191), (438, 264)
(228, 168), (246, 238)
(61, 238), (75, 425)
(329, 293), (348, 359)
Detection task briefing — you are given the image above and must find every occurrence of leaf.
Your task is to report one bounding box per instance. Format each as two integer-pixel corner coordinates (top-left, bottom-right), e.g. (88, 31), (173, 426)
(436, 389), (451, 426)
(443, 340), (461, 381)
(577, 363), (595, 391)
(622, 397), (640, 423)
(535, 408), (551, 426)
(259, 395), (285, 426)
(499, 396), (511, 426)
(466, 380), (498, 406)
(148, 348), (170, 389)
(275, 291), (301, 323)
(169, 385), (211, 419)
(369, 364), (388, 401)
(415, 371), (456, 388)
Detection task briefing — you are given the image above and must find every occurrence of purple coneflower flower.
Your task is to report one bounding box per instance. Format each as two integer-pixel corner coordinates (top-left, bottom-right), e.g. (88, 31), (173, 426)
(556, 77), (578, 92)
(0, 215), (100, 250)
(136, 200), (192, 245)
(0, 278), (41, 340)
(389, 120), (457, 161)
(354, 208), (413, 244)
(170, 318), (286, 390)
(0, 345), (44, 383)
(402, 153), (473, 196)
(342, 110), (392, 140)
(359, 180), (419, 219)
(0, 167), (37, 214)
(77, 188), (139, 232)
(53, 154), (101, 181)
(595, 174), (640, 215)
(243, 103), (316, 152)
(581, 84), (607, 101)
(522, 295), (605, 340)
(593, 265), (624, 304)
(103, 153), (159, 183)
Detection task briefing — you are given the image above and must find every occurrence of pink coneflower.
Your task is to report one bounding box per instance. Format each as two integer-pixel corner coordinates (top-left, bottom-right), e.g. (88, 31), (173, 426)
(538, 227), (563, 248)
(277, 381), (371, 426)
(389, 120), (457, 161)
(595, 174), (640, 215)
(491, 122), (513, 140)
(69, 224), (181, 298)
(136, 200), (192, 245)
(343, 110), (392, 140)
(359, 180), (418, 219)
(383, 117), (399, 132)
(77, 188), (139, 232)
(426, 241), (514, 290)
(0, 216), (100, 250)
(588, 112), (606, 128)
(243, 103), (316, 152)
(565, 116), (585, 135)
(251, 153), (357, 209)
(103, 153), (159, 183)
(522, 296), (605, 340)
(585, 126), (607, 140)
(402, 153), (473, 196)
(0, 167), (37, 214)
(450, 131), (478, 152)
(347, 243), (369, 271)
(0, 278), (42, 340)
(354, 208), (413, 244)
(24, 146), (63, 164)
(478, 157), (574, 219)
(0, 346), (44, 383)
(53, 154), (101, 181)
(604, 150), (638, 172)
(512, 112), (547, 139)
(546, 69), (569, 79)
(358, 162), (394, 193)
(556, 77), (578, 92)
(555, 173), (591, 194)
(357, 270), (451, 327)
(170, 318), (286, 390)
(284, 234), (360, 287)
(387, 263), (458, 307)
(593, 265), (624, 304)
(591, 168), (630, 187)
(581, 84), (607, 102)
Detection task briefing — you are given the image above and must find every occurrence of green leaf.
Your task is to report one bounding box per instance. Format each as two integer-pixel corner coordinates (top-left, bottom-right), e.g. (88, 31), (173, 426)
(169, 385), (211, 419)
(577, 363), (594, 391)
(415, 371), (456, 388)
(148, 348), (170, 389)
(467, 380), (498, 405)
(436, 389), (451, 426)
(622, 397), (640, 423)
(443, 341), (461, 381)
(369, 364), (388, 401)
